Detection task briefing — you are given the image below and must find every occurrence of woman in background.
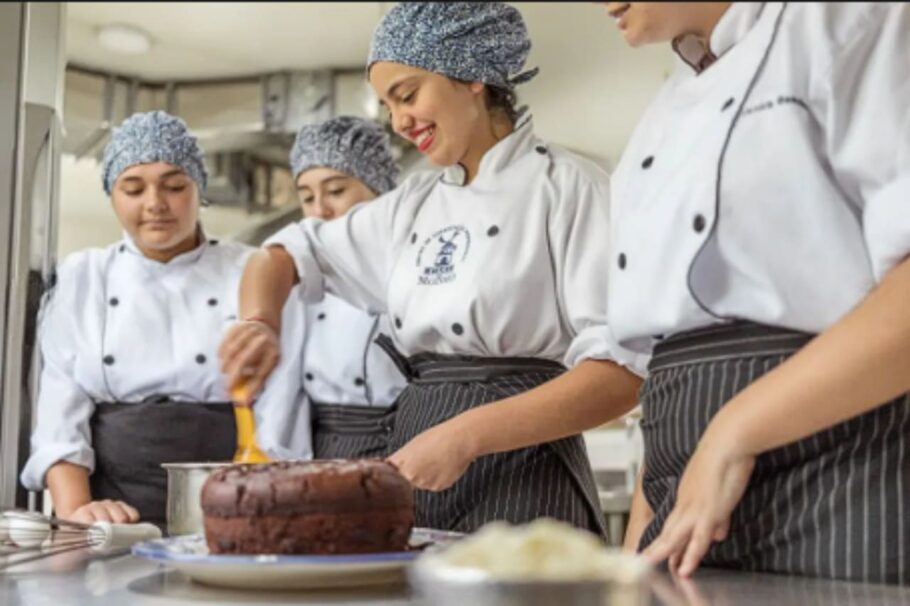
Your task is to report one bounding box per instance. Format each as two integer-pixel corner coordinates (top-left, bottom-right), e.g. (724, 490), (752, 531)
(282, 115), (407, 459)
(20, 110), (305, 525)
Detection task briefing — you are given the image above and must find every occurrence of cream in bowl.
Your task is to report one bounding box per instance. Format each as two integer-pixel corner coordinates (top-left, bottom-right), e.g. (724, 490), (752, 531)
(409, 518), (651, 606)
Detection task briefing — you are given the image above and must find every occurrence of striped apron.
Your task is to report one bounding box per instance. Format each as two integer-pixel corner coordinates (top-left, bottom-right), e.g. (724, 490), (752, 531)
(638, 322), (910, 584)
(376, 336), (608, 540)
(311, 402), (396, 459)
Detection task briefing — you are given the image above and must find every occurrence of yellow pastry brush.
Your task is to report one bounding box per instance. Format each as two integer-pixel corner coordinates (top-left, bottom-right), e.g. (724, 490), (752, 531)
(230, 380), (271, 464)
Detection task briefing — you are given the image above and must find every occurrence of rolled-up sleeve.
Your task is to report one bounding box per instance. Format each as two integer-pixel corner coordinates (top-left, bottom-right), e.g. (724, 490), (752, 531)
(551, 162), (650, 376)
(20, 258), (96, 491)
(824, 4), (910, 281)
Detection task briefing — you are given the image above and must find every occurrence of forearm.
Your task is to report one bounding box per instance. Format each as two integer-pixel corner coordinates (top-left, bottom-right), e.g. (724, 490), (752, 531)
(716, 256), (910, 456)
(46, 461), (92, 517)
(457, 359), (642, 457)
(239, 246), (299, 331)
(623, 467), (653, 552)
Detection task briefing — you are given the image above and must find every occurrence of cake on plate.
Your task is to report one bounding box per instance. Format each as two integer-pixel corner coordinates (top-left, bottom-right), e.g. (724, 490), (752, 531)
(200, 459), (414, 555)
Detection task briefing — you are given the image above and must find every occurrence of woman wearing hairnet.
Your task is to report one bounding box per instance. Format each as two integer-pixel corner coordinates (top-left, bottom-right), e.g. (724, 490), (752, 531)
(20, 111), (305, 526)
(282, 116), (407, 459)
(220, 3), (643, 538)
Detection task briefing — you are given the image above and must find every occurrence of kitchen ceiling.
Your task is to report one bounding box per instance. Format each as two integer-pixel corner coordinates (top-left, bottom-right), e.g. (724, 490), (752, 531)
(65, 2), (641, 81)
(66, 2), (389, 80)
(60, 1), (676, 232)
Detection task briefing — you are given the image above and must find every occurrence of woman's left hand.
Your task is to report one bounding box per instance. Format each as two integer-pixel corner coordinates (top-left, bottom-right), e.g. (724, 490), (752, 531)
(387, 418), (479, 491)
(642, 422), (756, 577)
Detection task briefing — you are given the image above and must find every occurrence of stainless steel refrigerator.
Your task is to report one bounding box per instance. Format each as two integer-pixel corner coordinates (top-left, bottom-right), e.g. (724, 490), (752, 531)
(0, 2), (66, 510)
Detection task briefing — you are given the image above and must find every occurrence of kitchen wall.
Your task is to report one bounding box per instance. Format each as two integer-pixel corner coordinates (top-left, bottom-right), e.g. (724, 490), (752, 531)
(517, 2), (676, 170)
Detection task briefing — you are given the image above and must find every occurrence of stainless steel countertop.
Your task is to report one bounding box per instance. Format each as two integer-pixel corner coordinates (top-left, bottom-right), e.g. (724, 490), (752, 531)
(2, 548), (909, 606)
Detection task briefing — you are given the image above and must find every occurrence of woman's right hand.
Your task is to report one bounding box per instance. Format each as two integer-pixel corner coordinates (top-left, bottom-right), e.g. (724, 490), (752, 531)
(218, 319), (281, 404)
(62, 499), (140, 525)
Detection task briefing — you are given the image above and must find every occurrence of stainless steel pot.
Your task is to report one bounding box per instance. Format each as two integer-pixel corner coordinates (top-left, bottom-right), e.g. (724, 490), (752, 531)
(161, 462), (231, 536)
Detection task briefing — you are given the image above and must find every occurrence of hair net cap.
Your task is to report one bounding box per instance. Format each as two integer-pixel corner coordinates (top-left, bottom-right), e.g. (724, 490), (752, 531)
(101, 110), (208, 195)
(367, 2), (539, 92)
(290, 115), (399, 194)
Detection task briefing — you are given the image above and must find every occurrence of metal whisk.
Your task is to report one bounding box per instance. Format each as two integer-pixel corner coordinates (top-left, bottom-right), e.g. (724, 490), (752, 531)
(0, 510), (161, 571)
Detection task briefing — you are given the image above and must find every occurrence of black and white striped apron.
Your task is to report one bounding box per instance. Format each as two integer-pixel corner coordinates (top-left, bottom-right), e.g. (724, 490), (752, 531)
(376, 336), (608, 540)
(638, 321), (910, 584)
(311, 402), (396, 459)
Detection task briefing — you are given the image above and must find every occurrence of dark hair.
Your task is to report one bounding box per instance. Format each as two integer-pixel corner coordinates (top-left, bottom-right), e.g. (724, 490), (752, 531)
(452, 78), (519, 125)
(485, 85), (519, 125)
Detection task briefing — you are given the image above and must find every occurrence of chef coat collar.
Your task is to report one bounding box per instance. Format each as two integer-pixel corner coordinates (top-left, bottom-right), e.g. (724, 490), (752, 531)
(440, 114), (536, 187)
(120, 224), (211, 267)
(673, 3), (765, 74)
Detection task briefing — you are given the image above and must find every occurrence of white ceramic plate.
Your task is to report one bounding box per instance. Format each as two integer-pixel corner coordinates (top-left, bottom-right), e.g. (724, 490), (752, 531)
(131, 528), (463, 590)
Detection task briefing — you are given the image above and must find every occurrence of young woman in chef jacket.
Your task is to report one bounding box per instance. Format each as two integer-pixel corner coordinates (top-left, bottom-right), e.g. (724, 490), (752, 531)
(219, 2), (644, 538)
(604, 2), (910, 584)
(19, 111), (306, 526)
(281, 116), (407, 459)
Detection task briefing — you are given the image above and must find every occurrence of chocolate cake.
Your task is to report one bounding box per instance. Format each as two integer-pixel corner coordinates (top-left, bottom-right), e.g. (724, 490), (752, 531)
(200, 459), (415, 555)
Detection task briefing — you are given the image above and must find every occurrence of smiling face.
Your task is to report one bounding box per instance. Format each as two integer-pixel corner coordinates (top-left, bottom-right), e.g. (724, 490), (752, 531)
(368, 62), (489, 169)
(295, 167), (377, 220)
(111, 162), (200, 261)
(604, 3), (730, 47)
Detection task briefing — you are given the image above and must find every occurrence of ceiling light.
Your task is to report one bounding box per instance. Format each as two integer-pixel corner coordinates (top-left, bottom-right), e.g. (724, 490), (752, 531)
(97, 23), (152, 55)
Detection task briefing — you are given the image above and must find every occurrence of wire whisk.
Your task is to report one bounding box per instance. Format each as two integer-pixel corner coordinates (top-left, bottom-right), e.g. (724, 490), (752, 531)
(0, 510), (161, 571)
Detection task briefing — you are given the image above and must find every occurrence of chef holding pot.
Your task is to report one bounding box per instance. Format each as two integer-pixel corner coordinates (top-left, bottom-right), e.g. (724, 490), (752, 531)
(20, 111), (306, 526)
(604, 2), (910, 584)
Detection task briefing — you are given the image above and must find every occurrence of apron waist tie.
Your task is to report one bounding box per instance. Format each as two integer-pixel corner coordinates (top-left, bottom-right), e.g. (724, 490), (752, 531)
(650, 320), (814, 372)
(311, 402), (394, 435)
(375, 333), (566, 383)
(374, 333), (416, 380)
(407, 355), (565, 383)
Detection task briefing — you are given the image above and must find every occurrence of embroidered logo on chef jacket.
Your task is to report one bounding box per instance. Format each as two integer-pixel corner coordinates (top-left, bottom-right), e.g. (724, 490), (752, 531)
(416, 226), (472, 286)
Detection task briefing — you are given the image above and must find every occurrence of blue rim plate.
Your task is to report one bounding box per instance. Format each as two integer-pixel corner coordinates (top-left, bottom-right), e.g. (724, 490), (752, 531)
(132, 528), (464, 566)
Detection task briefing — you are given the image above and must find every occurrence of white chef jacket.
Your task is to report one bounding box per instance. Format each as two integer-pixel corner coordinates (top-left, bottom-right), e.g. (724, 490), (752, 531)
(20, 232), (311, 491)
(288, 289), (406, 407)
(266, 117), (642, 373)
(609, 2), (910, 354)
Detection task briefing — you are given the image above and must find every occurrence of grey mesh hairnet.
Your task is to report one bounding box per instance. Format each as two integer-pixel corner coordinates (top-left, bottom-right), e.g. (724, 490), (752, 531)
(367, 2), (539, 92)
(289, 115), (399, 194)
(101, 110), (208, 195)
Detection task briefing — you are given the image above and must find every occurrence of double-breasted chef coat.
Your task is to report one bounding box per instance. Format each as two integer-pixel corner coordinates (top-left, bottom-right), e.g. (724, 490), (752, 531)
(293, 292), (406, 408)
(20, 233), (310, 494)
(265, 116), (643, 537)
(279, 285), (407, 459)
(268, 117), (640, 371)
(608, 2), (910, 583)
(609, 1), (909, 350)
